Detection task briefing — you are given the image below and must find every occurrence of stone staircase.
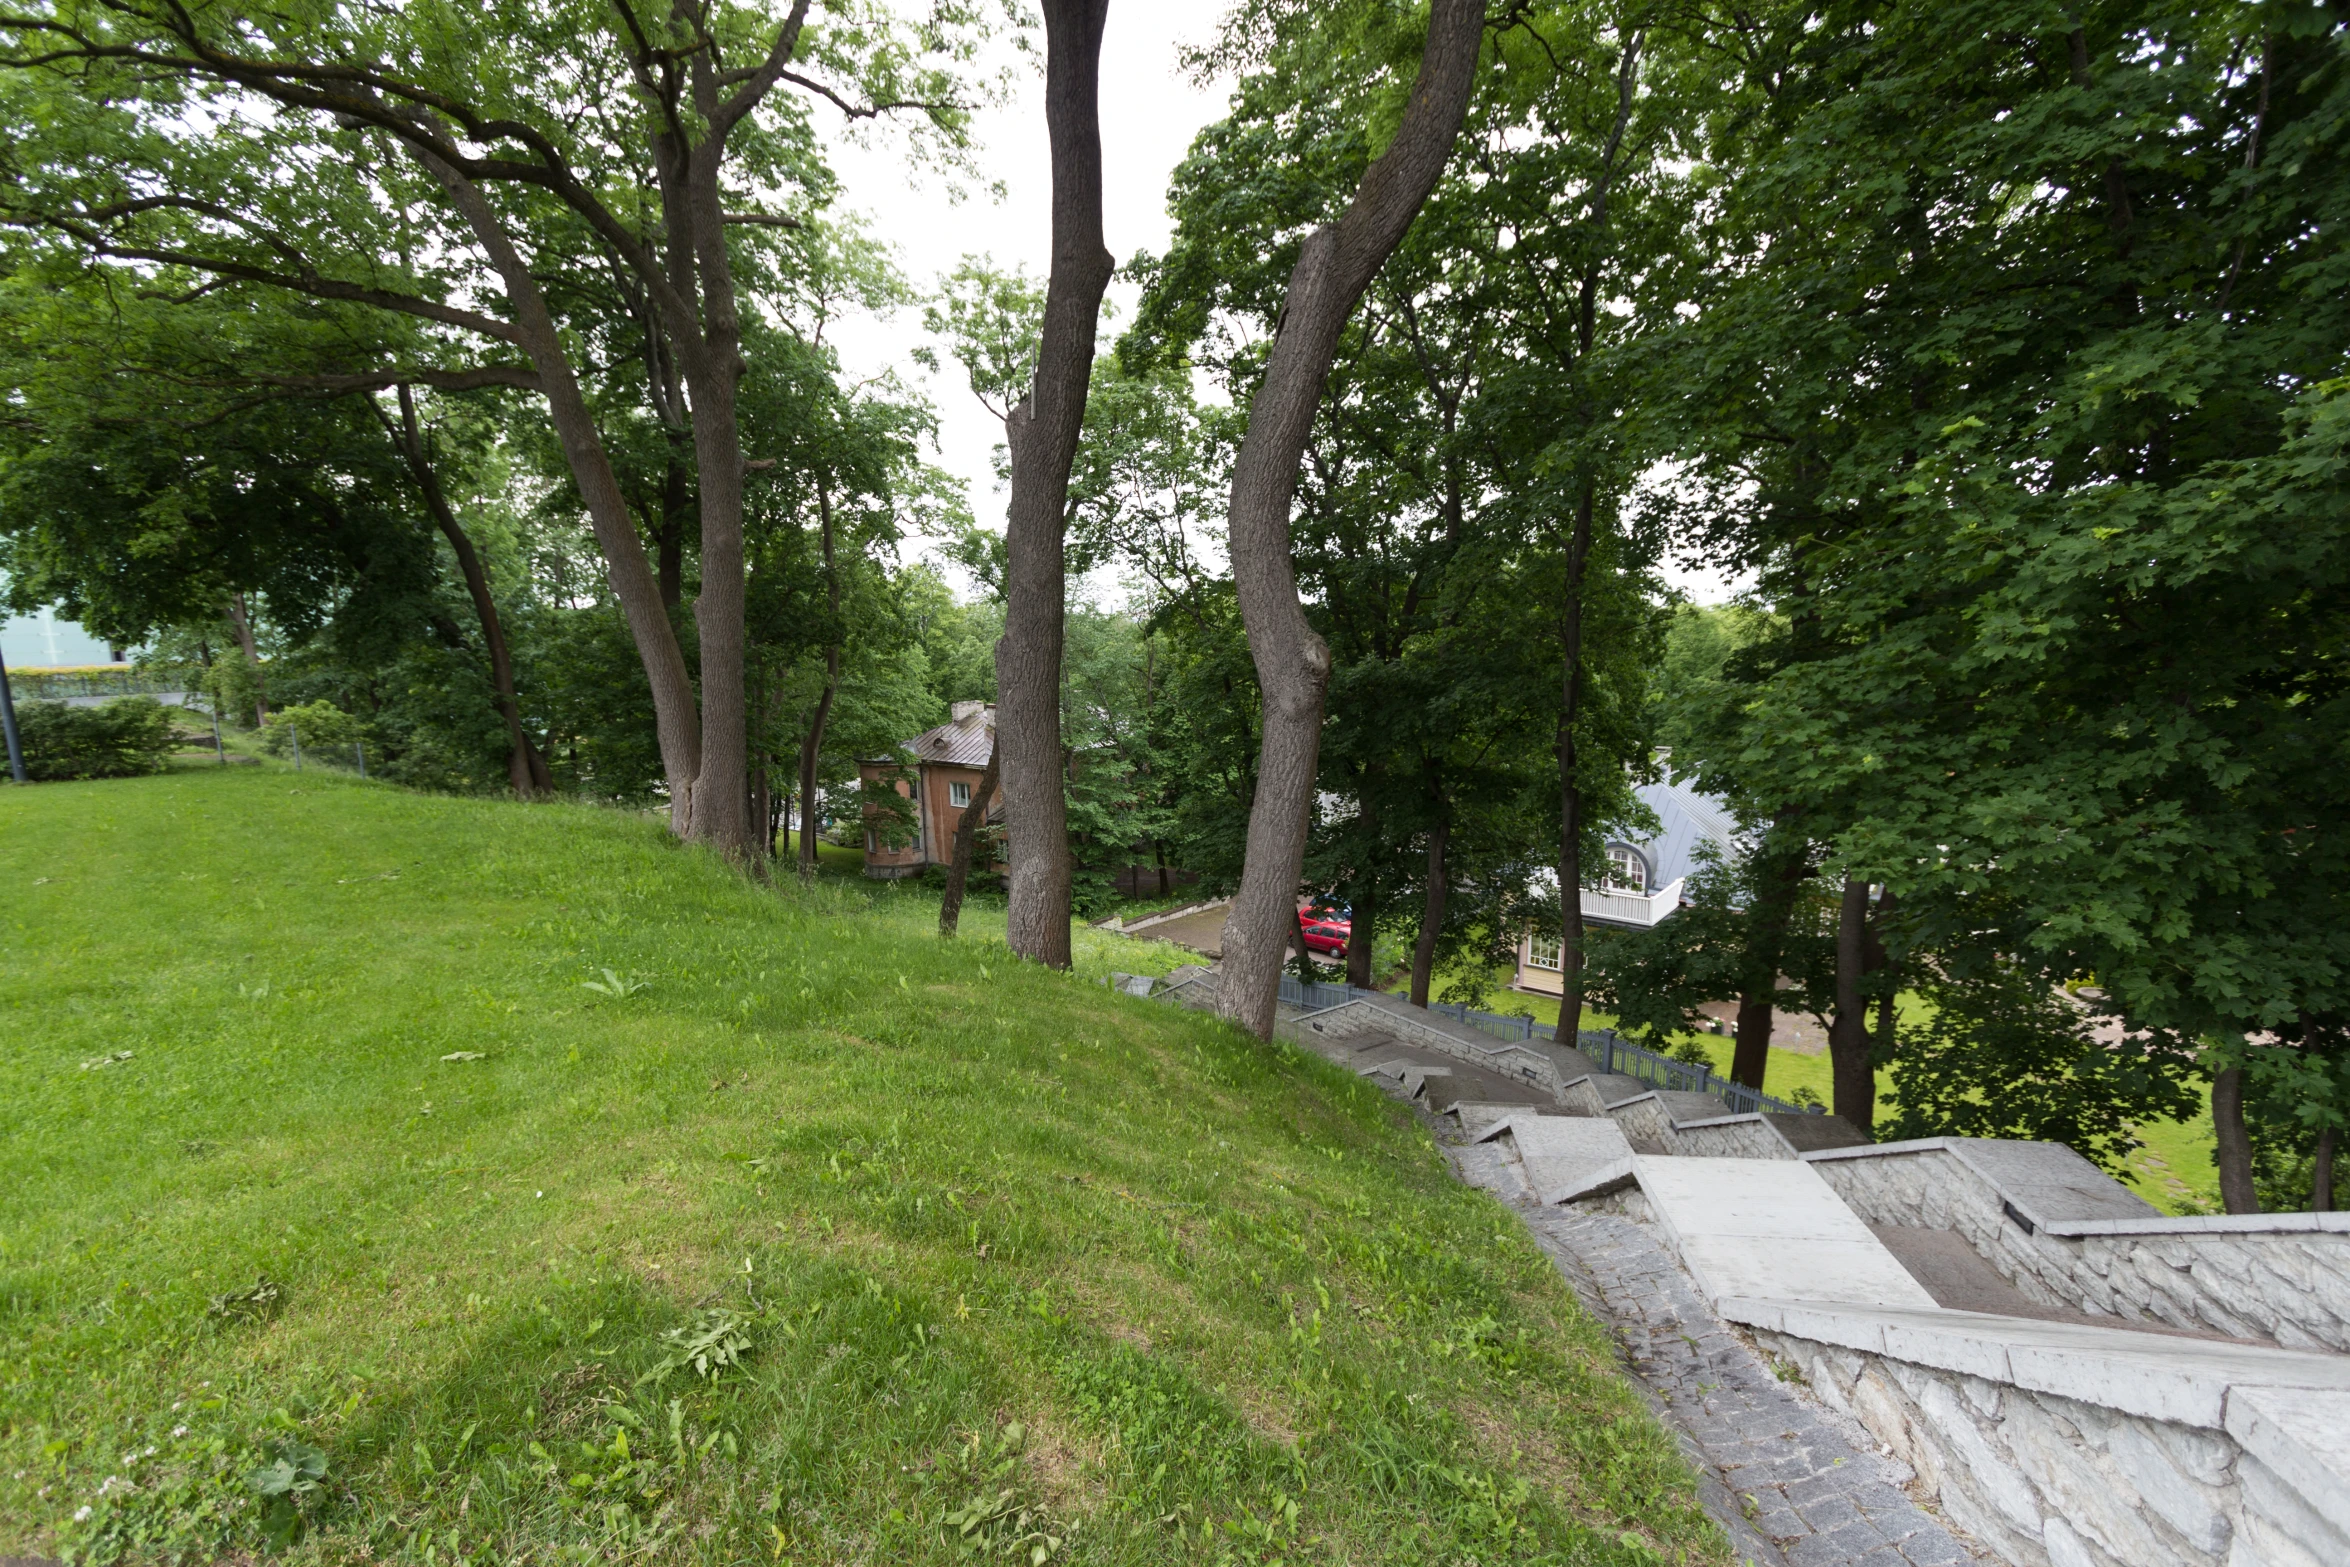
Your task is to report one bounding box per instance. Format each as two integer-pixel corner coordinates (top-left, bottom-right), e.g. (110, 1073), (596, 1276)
(1137, 965), (2350, 1567)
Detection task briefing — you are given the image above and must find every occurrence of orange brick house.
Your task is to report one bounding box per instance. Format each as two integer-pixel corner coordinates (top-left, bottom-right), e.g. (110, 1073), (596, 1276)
(858, 701), (1003, 879)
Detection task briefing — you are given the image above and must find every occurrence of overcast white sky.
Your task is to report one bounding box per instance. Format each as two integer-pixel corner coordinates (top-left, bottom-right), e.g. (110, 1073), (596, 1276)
(816, 9), (1748, 608)
(819, 7), (1232, 606)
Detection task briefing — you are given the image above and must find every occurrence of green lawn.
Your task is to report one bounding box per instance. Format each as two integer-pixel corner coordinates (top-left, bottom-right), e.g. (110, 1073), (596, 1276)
(0, 765), (1725, 1565)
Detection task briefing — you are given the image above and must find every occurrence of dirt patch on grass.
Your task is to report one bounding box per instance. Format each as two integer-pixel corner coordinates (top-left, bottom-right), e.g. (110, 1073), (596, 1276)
(1014, 1410), (1105, 1520)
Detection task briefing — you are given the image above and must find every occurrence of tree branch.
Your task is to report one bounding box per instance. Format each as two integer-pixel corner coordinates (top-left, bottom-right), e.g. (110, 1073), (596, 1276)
(0, 207), (528, 343)
(248, 365), (541, 394)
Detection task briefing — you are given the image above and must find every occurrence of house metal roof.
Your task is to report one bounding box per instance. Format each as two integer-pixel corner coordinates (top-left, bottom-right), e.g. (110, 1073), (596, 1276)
(1627, 773), (1741, 889)
(900, 704), (995, 768)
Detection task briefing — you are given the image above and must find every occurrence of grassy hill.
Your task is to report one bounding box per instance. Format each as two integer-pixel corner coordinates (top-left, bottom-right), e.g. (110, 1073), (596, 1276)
(0, 766), (1726, 1565)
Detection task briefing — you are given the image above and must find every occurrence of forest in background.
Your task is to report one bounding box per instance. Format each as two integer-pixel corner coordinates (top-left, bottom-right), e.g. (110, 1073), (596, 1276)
(2, 0), (2345, 1212)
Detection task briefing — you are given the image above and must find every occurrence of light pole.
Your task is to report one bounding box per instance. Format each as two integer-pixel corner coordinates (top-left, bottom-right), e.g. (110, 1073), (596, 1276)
(0, 642), (26, 783)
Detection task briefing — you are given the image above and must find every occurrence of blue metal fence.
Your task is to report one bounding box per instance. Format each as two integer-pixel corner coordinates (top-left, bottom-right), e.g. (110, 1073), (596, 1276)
(1276, 974), (1818, 1118)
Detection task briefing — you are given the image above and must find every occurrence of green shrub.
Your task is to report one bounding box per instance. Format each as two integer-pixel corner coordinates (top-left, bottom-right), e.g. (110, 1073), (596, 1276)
(13, 697), (177, 781)
(258, 699), (365, 759)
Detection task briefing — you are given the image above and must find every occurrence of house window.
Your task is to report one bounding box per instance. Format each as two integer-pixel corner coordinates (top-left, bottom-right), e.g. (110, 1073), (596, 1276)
(1526, 932), (1563, 971)
(1604, 846), (1647, 893)
(949, 781), (971, 808)
(865, 828), (877, 854)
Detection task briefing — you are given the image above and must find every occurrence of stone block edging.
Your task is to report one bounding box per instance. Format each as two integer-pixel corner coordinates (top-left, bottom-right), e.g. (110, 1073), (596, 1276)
(1724, 1297), (2350, 1567)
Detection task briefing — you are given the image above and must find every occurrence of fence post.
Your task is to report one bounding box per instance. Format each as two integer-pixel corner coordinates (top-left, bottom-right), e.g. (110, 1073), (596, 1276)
(291, 726), (302, 771)
(355, 741), (366, 777)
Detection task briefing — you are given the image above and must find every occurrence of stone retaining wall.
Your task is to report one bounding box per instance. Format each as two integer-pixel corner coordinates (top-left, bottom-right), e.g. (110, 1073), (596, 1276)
(1746, 1324), (2347, 1567)
(1806, 1140), (2350, 1352)
(1670, 1115), (1790, 1160)
(1606, 1094), (1674, 1152)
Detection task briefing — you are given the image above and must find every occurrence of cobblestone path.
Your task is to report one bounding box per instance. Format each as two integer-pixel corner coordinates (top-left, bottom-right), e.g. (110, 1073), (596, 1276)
(1447, 1142), (1986, 1567)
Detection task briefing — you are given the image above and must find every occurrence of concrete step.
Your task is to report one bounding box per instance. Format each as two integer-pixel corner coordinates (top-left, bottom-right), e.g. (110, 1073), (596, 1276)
(1480, 1114), (1637, 1205)
(1447, 1100), (1557, 1140)
(1635, 1155), (1938, 1311)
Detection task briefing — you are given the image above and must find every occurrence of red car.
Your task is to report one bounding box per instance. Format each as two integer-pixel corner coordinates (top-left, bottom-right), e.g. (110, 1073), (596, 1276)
(1299, 907), (1352, 957)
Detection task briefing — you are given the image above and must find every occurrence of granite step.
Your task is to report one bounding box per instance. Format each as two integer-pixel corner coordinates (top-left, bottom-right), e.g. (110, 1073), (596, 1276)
(1481, 1113), (1638, 1205)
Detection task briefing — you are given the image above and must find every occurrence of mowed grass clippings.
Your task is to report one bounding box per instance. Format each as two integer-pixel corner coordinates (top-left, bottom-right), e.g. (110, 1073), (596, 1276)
(1, 766), (1728, 1566)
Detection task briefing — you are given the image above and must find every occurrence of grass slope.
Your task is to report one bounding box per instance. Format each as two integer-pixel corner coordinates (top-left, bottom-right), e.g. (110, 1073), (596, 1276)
(1, 767), (1725, 1566)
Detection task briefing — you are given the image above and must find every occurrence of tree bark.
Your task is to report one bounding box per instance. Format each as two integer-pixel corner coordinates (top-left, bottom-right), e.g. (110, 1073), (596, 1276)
(1730, 830), (1809, 1092)
(940, 735), (1001, 938)
(657, 445), (691, 612)
(995, 0), (1116, 970)
(1215, 0), (1485, 1039)
(1730, 990), (1776, 1092)
(1410, 813), (1451, 1007)
(225, 593), (268, 726)
(2315, 1126), (2337, 1213)
(1555, 477), (1596, 1031)
(1868, 884), (1899, 1060)
(385, 385), (553, 797)
(1830, 877), (1876, 1134)
(1346, 884), (1378, 989)
(2213, 1066), (2260, 1214)
(797, 480), (844, 878)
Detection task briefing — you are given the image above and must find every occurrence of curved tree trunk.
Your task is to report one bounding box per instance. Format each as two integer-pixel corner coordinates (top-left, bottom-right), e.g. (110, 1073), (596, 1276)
(225, 593), (268, 726)
(998, 0), (1115, 969)
(384, 385), (552, 797)
(1214, 0), (1486, 1039)
(940, 735), (1002, 938)
(410, 147), (703, 828)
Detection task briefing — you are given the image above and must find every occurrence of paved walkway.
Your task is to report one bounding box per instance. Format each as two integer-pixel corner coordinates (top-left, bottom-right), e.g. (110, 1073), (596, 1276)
(1445, 1144), (1984, 1567)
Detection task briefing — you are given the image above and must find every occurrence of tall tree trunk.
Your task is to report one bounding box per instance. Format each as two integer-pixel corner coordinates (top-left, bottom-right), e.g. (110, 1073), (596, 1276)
(1410, 813), (1451, 1007)
(2213, 1066), (2260, 1214)
(1830, 877), (1875, 1134)
(940, 736), (1002, 938)
(1346, 885), (1378, 989)
(797, 480), (844, 878)
(793, 700), (833, 873)
(1555, 478), (1595, 1031)
(1867, 884), (1899, 1061)
(384, 385), (552, 797)
(2315, 1126), (2337, 1213)
(658, 442), (691, 612)
(1729, 829), (1809, 1091)
(225, 594), (268, 726)
(997, 0), (1115, 970)
(1215, 0), (1484, 1039)
(684, 358), (752, 859)
(1730, 990), (1776, 1091)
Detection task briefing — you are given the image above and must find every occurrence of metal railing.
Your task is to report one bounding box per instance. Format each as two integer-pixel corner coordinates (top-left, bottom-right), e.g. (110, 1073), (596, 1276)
(1275, 974), (1818, 1118)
